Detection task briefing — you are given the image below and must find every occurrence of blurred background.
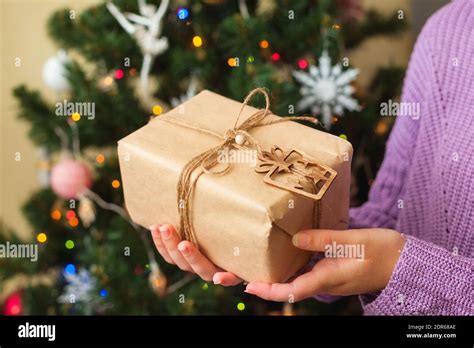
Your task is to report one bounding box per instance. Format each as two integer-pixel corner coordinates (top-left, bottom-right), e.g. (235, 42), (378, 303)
(0, 0), (447, 315)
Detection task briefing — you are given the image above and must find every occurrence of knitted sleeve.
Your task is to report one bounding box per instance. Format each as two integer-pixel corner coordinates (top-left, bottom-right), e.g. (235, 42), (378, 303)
(349, 0), (474, 315)
(361, 235), (474, 315)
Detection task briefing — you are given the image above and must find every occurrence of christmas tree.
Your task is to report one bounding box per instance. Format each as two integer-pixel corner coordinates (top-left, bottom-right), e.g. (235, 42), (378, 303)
(1, 0), (406, 315)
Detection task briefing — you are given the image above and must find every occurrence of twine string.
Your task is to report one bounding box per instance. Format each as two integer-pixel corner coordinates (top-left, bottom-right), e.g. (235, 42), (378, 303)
(161, 88), (318, 246)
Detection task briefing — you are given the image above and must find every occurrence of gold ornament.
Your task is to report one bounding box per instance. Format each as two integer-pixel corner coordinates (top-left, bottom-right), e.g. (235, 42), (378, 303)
(78, 196), (96, 228)
(282, 302), (295, 316)
(148, 261), (167, 297)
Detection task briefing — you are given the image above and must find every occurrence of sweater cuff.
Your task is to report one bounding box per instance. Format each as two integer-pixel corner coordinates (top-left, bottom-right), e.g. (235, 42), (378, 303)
(361, 235), (473, 315)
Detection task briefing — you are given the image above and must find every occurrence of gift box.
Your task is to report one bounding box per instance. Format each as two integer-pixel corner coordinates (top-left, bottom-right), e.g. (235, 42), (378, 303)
(117, 89), (352, 283)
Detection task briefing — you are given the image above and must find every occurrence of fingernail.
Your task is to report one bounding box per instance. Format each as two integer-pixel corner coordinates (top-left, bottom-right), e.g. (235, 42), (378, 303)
(149, 225), (157, 231)
(245, 284), (255, 294)
(178, 242), (188, 255)
(293, 233), (308, 247)
(159, 225), (170, 240)
(212, 274), (221, 285)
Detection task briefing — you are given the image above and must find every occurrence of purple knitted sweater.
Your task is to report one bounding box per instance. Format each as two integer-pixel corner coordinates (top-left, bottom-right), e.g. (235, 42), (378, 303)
(349, 0), (474, 315)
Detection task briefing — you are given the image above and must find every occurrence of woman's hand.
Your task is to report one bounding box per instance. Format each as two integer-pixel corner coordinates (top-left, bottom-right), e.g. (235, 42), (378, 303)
(245, 228), (405, 302)
(149, 224), (242, 286)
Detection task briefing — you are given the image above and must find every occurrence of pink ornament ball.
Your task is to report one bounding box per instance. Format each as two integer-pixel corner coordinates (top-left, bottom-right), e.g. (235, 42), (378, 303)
(51, 158), (92, 199)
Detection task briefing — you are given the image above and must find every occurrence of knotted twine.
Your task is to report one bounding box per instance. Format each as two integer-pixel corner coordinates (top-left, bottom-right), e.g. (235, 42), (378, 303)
(161, 88), (318, 246)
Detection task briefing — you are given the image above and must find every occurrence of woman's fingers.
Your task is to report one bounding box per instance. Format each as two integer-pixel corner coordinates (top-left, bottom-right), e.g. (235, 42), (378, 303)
(244, 269), (325, 302)
(245, 256), (366, 301)
(292, 229), (367, 252)
(177, 241), (243, 285)
(149, 225), (173, 264)
(150, 223), (243, 285)
(177, 241), (219, 282)
(212, 272), (243, 286)
(156, 224), (193, 272)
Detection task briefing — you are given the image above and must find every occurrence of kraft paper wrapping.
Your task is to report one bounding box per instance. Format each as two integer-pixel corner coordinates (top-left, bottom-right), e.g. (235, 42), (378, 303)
(117, 90), (353, 283)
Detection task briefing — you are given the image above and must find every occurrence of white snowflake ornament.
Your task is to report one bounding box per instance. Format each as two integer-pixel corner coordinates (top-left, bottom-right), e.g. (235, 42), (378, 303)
(58, 268), (108, 314)
(58, 269), (95, 304)
(293, 50), (360, 128)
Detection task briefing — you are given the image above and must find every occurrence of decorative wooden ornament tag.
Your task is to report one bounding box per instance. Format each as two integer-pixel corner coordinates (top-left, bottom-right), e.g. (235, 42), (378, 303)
(255, 145), (337, 200)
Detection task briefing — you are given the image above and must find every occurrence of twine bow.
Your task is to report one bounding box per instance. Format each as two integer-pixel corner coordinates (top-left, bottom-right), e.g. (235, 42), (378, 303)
(167, 88), (318, 246)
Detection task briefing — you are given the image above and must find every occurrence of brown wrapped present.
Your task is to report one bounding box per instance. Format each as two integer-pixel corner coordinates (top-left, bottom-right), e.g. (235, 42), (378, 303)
(117, 89), (352, 283)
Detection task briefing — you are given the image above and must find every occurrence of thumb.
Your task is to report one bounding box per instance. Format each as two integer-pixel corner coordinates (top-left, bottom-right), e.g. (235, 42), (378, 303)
(292, 229), (365, 252)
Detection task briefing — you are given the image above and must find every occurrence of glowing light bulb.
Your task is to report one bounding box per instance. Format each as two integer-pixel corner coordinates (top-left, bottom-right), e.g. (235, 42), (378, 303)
(66, 210), (76, 220)
(51, 209), (61, 220)
(69, 217), (79, 227)
(297, 58), (309, 69)
(259, 40), (269, 49)
(152, 105), (163, 115)
(71, 113), (81, 122)
(192, 36), (203, 47)
(271, 52), (281, 61)
(37, 233), (47, 243)
(114, 69), (124, 79)
(65, 264), (76, 275)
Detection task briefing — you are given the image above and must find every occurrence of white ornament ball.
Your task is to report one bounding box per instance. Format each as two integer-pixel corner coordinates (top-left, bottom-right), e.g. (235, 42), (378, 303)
(235, 133), (246, 145)
(42, 50), (71, 92)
